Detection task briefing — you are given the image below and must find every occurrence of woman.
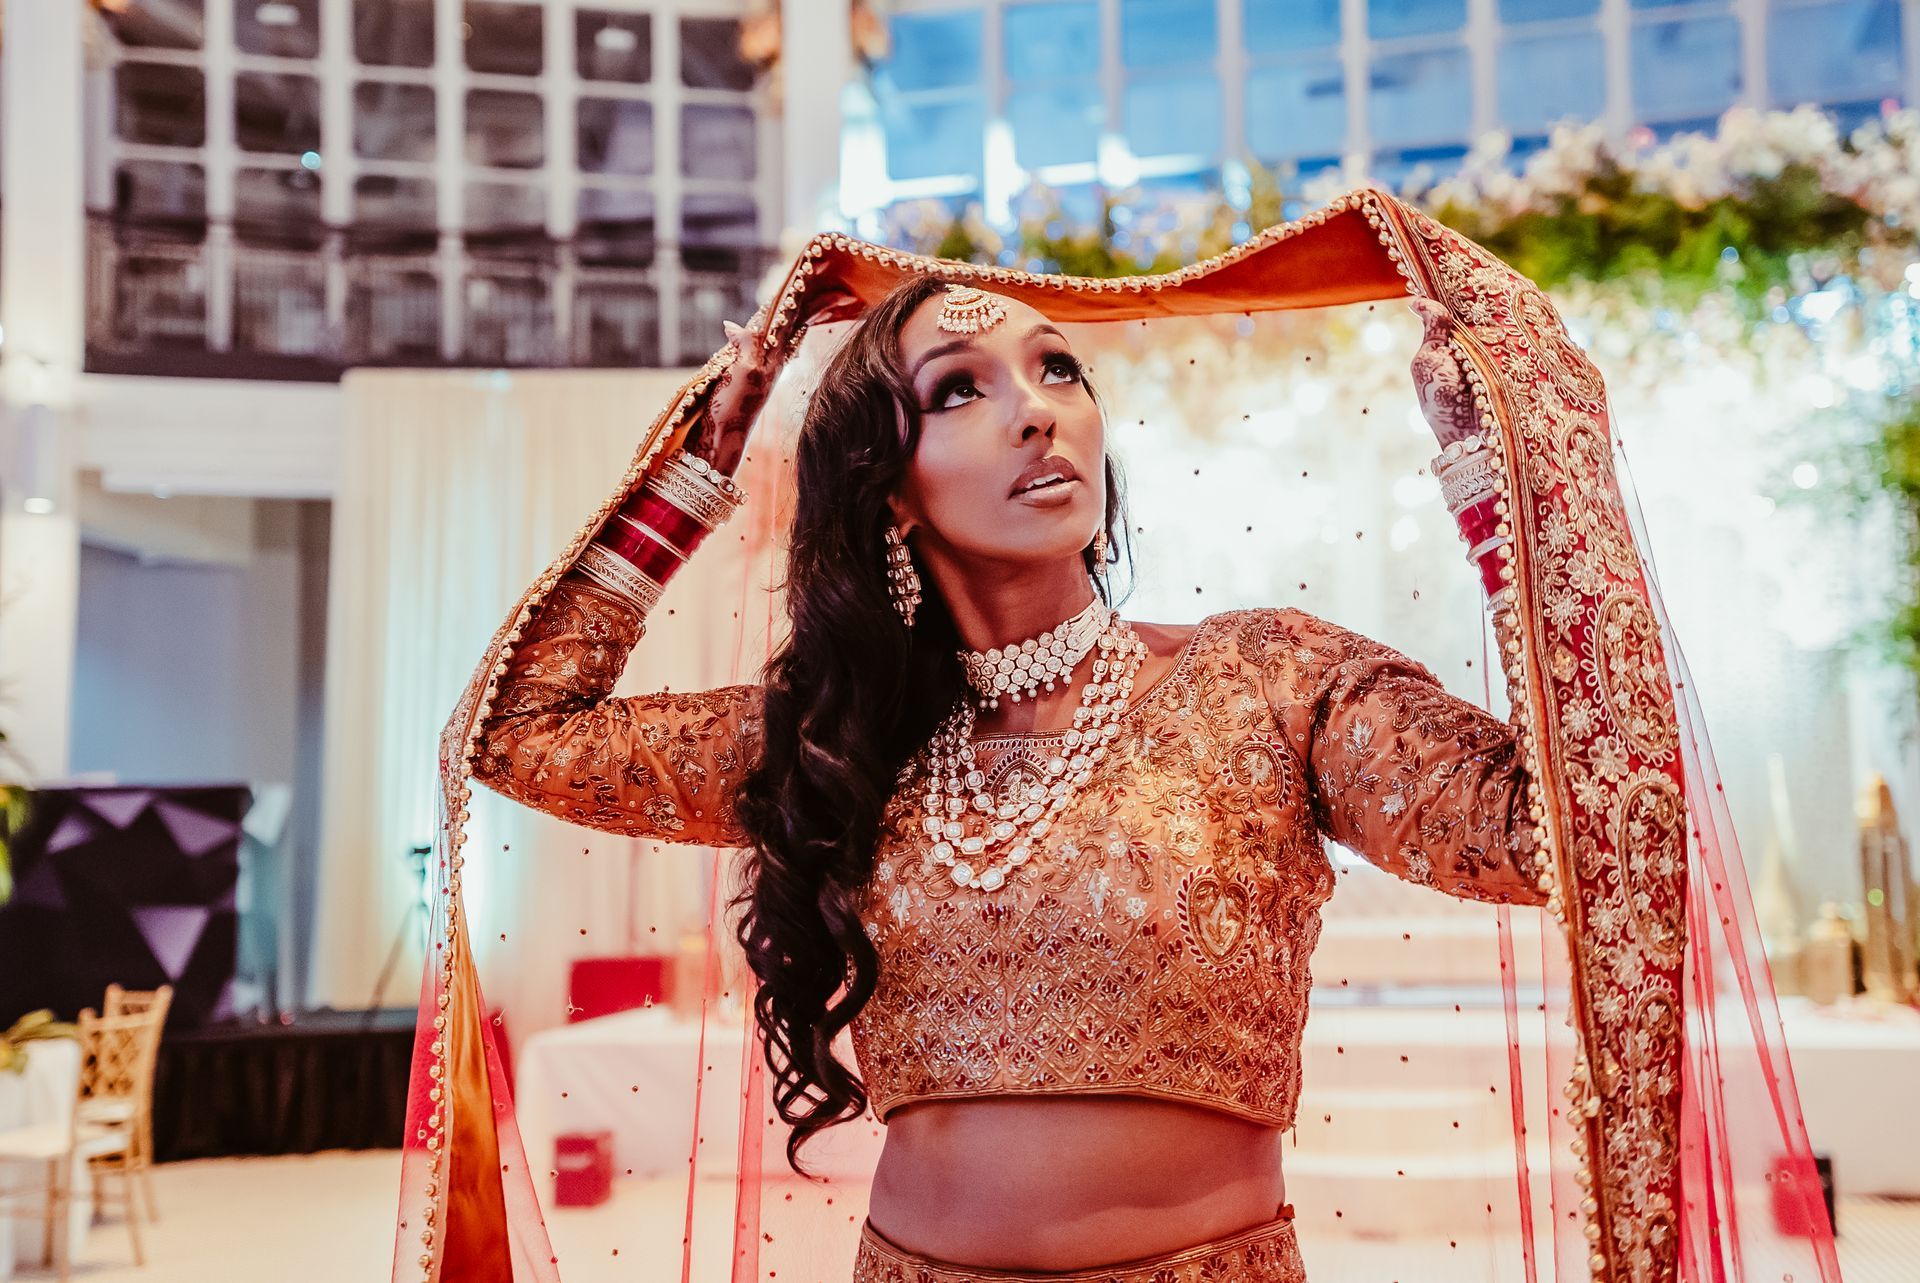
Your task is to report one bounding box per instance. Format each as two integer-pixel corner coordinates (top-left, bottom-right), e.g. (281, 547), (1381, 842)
(466, 273), (1545, 1280)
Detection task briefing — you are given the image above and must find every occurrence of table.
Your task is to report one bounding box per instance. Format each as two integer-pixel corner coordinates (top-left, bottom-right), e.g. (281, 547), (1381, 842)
(1775, 996), (1920, 1198)
(0, 1038), (93, 1281)
(514, 1007), (884, 1203)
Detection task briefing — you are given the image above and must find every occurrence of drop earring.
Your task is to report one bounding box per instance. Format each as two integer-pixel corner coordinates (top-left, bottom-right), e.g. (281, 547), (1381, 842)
(884, 523), (922, 627)
(1091, 528), (1109, 573)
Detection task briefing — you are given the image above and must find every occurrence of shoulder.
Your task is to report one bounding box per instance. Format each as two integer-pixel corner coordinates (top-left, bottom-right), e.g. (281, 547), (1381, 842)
(1200, 607), (1435, 684)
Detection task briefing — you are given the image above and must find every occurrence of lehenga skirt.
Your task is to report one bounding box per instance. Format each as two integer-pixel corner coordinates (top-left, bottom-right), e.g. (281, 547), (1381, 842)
(850, 1207), (1306, 1283)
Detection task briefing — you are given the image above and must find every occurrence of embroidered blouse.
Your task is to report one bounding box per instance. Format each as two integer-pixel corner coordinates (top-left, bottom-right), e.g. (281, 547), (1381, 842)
(473, 575), (1544, 1131)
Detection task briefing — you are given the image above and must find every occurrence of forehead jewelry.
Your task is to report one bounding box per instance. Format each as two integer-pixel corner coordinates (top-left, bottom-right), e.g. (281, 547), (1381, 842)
(936, 283), (1009, 335)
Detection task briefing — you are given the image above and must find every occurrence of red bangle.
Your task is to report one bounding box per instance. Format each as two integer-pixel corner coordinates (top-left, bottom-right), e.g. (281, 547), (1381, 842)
(594, 515), (683, 583)
(618, 488), (709, 553)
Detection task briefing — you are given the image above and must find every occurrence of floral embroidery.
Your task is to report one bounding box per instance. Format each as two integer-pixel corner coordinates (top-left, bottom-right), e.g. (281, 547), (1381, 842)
(848, 608), (1543, 1129)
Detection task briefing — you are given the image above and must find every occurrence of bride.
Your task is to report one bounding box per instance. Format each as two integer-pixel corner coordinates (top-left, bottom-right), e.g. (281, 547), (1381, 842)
(467, 273), (1541, 1281)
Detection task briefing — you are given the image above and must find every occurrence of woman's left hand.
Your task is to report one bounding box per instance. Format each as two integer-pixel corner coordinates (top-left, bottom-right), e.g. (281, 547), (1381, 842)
(1408, 297), (1480, 449)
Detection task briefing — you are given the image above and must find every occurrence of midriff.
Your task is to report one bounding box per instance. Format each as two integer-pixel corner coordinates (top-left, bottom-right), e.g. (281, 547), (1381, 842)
(865, 1094), (1288, 1270)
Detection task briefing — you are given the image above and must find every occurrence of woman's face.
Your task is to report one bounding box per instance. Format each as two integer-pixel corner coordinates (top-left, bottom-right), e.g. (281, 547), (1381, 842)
(889, 290), (1104, 571)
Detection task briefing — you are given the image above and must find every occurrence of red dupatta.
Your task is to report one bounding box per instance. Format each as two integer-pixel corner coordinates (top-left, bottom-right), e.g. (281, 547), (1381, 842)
(394, 186), (1840, 1283)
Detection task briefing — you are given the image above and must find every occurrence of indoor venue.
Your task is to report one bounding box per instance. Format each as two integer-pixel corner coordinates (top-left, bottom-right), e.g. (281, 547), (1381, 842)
(0, 1), (1914, 1281)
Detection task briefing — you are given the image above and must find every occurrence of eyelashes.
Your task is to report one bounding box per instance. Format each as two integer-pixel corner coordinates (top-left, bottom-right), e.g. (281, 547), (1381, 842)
(924, 351), (1085, 414)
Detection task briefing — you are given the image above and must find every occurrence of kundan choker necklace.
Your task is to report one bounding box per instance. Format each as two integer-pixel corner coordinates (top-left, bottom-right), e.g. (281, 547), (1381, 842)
(959, 599), (1111, 710)
(923, 611), (1146, 893)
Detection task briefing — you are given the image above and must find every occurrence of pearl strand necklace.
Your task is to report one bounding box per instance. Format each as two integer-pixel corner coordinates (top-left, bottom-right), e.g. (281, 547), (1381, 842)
(921, 616), (1146, 892)
(959, 599), (1111, 710)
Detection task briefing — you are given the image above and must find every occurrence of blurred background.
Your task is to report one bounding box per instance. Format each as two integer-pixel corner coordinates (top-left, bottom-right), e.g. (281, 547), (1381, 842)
(0, 0), (1915, 1279)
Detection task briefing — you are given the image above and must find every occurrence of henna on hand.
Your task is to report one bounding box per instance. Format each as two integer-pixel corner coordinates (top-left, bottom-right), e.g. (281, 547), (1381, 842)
(1408, 298), (1481, 447)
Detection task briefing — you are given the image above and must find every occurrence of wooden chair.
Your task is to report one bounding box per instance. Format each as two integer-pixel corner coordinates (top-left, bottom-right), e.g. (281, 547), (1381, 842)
(75, 990), (168, 1247)
(93, 983), (171, 1221)
(0, 1035), (83, 1282)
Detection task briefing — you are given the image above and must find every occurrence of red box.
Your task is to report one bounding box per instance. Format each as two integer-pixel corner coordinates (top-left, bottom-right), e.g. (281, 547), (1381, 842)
(554, 1131), (614, 1207)
(568, 956), (669, 1023)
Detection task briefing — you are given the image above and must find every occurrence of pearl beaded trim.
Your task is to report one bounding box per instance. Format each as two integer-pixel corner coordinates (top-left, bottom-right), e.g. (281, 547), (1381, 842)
(958, 599), (1111, 710)
(921, 616), (1145, 893)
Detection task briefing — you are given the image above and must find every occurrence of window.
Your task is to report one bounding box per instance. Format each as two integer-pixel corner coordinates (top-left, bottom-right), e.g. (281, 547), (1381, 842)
(882, 10), (984, 91)
(353, 175), (439, 251)
(113, 161), (208, 234)
(103, 0), (203, 51)
(235, 73), (322, 156)
(235, 168), (324, 247)
(236, 0), (320, 59)
(1006, 2), (1102, 170)
(355, 83), (438, 163)
(1121, 0), (1217, 68)
(355, 0), (434, 68)
(1630, 15), (1741, 122)
(577, 99), (655, 177)
(465, 1), (544, 77)
(576, 187), (655, 265)
(576, 9), (652, 84)
(682, 18), (755, 91)
(1769, 1), (1902, 107)
(682, 105), (757, 181)
(1006, 2), (1100, 80)
(1498, 30), (1605, 132)
(1369, 0), (1465, 40)
(883, 97), (987, 181)
(1245, 0), (1342, 53)
(466, 89), (545, 169)
(1248, 59), (1347, 162)
(116, 64), (206, 148)
(1370, 46), (1471, 147)
(1008, 84), (1103, 169)
(466, 180), (546, 236)
(1499, 0), (1598, 18)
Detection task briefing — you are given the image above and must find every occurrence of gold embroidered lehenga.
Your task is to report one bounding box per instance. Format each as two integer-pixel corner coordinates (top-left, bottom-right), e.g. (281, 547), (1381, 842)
(392, 188), (1842, 1283)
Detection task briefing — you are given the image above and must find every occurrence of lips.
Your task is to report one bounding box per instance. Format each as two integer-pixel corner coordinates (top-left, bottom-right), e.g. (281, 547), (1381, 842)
(1009, 455), (1081, 498)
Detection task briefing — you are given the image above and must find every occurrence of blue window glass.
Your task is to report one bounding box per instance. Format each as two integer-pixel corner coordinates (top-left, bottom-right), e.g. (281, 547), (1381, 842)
(883, 95), (987, 180)
(1769, 1), (1902, 106)
(1123, 75), (1222, 158)
(1121, 0), (1217, 69)
(1499, 0), (1598, 20)
(883, 10), (983, 92)
(1371, 142), (1469, 190)
(1244, 0), (1341, 52)
(1498, 30), (1604, 131)
(1004, 1), (1101, 81)
(1008, 82), (1103, 167)
(1247, 59), (1347, 159)
(1368, 0), (1466, 40)
(1630, 16), (1740, 121)
(1369, 46), (1471, 146)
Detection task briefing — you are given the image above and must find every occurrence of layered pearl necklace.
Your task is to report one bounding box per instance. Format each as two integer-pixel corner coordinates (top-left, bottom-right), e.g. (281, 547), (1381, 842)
(959, 598), (1109, 710)
(921, 611), (1146, 892)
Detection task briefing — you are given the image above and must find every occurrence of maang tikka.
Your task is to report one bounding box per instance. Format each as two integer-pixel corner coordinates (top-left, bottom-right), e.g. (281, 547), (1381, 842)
(883, 523), (923, 626)
(936, 284), (1009, 334)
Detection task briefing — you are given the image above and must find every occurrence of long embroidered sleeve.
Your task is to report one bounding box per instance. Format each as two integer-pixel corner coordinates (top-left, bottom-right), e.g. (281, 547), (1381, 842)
(1246, 608), (1545, 906)
(470, 575), (762, 845)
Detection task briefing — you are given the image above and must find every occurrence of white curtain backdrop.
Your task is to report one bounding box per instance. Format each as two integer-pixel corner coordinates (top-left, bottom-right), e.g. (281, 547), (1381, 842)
(310, 365), (799, 1056)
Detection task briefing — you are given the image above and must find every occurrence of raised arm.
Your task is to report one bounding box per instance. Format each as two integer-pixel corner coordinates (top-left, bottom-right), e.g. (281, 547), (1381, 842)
(1233, 297), (1553, 906)
(1250, 608), (1545, 906)
(472, 573), (762, 845)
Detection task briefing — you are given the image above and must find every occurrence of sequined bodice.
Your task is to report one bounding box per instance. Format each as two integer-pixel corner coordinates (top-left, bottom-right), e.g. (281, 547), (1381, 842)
(851, 613), (1338, 1126)
(475, 587), (1544, 1134)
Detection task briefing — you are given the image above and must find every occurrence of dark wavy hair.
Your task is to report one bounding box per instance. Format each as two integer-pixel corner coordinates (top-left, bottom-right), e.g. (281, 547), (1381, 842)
(730, 275), (1129, 1174)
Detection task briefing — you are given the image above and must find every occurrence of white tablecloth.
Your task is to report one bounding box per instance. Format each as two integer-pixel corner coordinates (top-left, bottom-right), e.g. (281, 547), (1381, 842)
(1776, 996), (1920, 1197)
(0, 1038), (94, 1280)
(514, 1007), (884, 1202)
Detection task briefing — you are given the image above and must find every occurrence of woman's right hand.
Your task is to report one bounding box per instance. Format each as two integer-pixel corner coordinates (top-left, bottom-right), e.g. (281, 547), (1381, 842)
(689, 288), (862, 473)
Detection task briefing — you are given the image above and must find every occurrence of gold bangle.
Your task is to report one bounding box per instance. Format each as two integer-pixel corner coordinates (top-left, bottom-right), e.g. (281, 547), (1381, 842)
(577, 543), (666, 616)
